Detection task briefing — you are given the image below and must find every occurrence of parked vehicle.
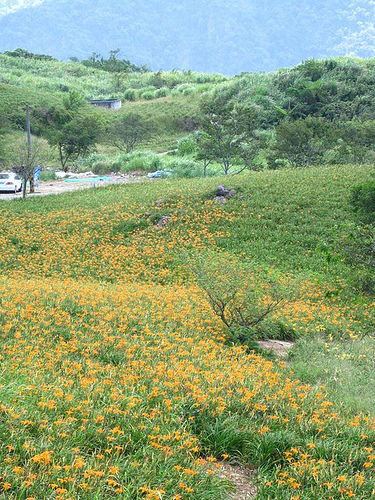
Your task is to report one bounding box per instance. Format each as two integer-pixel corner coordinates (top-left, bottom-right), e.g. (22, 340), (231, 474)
(0, 172), (23, 193)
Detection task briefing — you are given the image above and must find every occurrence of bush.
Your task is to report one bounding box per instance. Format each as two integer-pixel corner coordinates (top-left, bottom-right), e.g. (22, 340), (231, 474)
(39, 169), (57, 181)
(123, 88), (137, 101)
(177, 132), (200, 156)
(337, 223), (375, 294)
(188, 254), (286, 345)
(140, 87), (156, 100)
(171, 83), (196, 96)
(120, 151), (163, 173)
(74, 152), (108, 173)
(350, 180), (375, 224)
(165, 157), (202, 178)
(154, 87), (170, 98)
(91, 161), (112, 175)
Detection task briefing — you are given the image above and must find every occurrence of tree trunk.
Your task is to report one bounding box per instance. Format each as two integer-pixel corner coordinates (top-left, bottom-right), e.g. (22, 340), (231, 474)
(22, 176), (27, 199)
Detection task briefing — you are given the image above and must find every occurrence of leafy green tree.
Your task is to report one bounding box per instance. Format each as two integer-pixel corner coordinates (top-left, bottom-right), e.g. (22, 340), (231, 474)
(201, 88), (267, 174)
(350, 181), (375, 225)
(80, 50), (149, 73)
(271, 117), (335, 167)
(109, 113), (149, 154)
(52, 114), (103, 171)
(341, 120), (375, 164)
(201, 91), (242, 174)
(42, 91), (103, 171)
(195, 131), (214, 177)
(334, 179), (375, 294)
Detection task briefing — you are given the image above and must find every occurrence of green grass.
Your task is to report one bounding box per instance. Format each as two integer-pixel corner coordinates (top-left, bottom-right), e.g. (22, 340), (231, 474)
(290, 334), (375, 415)
(0, 52), (224, 158)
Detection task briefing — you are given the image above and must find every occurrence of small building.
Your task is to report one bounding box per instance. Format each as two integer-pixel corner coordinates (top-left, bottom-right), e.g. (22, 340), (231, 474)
(89, 98), (122, 110)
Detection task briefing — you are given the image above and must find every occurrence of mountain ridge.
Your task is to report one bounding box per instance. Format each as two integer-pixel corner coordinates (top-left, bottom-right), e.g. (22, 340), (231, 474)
(0, 0), (374, 74)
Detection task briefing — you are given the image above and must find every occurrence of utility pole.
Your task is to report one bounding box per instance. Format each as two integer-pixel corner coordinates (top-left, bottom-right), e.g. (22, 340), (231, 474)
(26, 104), (34, 193)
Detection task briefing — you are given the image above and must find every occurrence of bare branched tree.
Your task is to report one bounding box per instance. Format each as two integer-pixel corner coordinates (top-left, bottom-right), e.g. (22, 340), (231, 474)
(188, 254), (286, 344)
(8, 137), (50, 198)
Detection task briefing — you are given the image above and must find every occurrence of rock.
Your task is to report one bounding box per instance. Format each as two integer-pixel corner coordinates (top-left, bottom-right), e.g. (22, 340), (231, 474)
(213, 196), (227, 204)
(157, 216), (171, 227)
(214, 186), (237, 202)
(256, 340), (294, 358)
(216, 185), (230, 197)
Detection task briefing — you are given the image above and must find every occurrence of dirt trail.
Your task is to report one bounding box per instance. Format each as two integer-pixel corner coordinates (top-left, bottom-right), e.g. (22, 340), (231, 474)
(218, 463), (257, 499)
(0, 173), (145, 201)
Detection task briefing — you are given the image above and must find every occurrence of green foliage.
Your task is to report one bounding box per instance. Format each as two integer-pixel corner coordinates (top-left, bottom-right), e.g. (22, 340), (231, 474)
(164, 157), (201, 178)
(48, 111), (103, 171)
(336, 223), (375, 294)
(177, 132), (201, 156)
(80, 49), (150, 73)
(120, 151), (163, 173)
(38, 169), (57, 181)
(109, 112), (151, 153)
(123, 88), (137, 101)
(351, 180), (375, 224)
(3, 52), (375, 172)
(4, 47), (56, 61)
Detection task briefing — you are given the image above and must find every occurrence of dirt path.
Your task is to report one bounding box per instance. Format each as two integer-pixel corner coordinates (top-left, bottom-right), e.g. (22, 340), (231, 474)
(256, 339), (293, 357)
(0, 173), (145, 201)
(218, 463), (257, 499)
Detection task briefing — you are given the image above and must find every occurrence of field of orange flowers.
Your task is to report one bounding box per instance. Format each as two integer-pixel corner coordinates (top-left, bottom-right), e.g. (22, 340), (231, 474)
(0, 164), (374, 499)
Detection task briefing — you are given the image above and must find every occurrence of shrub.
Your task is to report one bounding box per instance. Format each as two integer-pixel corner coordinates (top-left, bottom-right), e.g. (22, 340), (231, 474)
(154, 87), (170, 98)
(74, 152), (108, 173)
(188, 254), (286, 345)
(177, 132), (200, 156)
(123, 88), (137, 101)
(140, 87), (156, 100)
(120, 151), (163, 173)
(165, 157), (202, 178)
(91, 160), (112, 175)
(171, 83), (196, 96)
(39, 169), (57, 181)
(337, 223), (375, 294)
(350, 180), (375, 224)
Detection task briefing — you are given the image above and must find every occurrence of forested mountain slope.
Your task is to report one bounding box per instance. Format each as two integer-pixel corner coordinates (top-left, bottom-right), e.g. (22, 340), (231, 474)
(0, 0), (374, 74)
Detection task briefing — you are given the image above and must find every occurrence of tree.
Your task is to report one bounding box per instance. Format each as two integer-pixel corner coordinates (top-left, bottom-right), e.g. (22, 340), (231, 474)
(109, 113), (149, 153)
(195, 131), (214, 177)
(41, 90), (102, 171)
(52, 114), (102, 171)
(271, 117), (331, 167)
(189, 254), (285, 345)
(200, 93), (244, 174)
(8, 137), (50, 198)
(200, 90), (264, 174)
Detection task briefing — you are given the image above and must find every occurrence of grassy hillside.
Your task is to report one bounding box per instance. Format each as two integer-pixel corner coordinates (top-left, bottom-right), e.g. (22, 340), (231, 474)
(0, 165), (374, 499)
(0, 52), (227, 161)
(3, 53), (375, 174)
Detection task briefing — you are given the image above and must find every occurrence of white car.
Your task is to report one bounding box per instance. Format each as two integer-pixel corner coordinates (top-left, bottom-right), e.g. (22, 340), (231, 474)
(0, 172), (23, 193)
